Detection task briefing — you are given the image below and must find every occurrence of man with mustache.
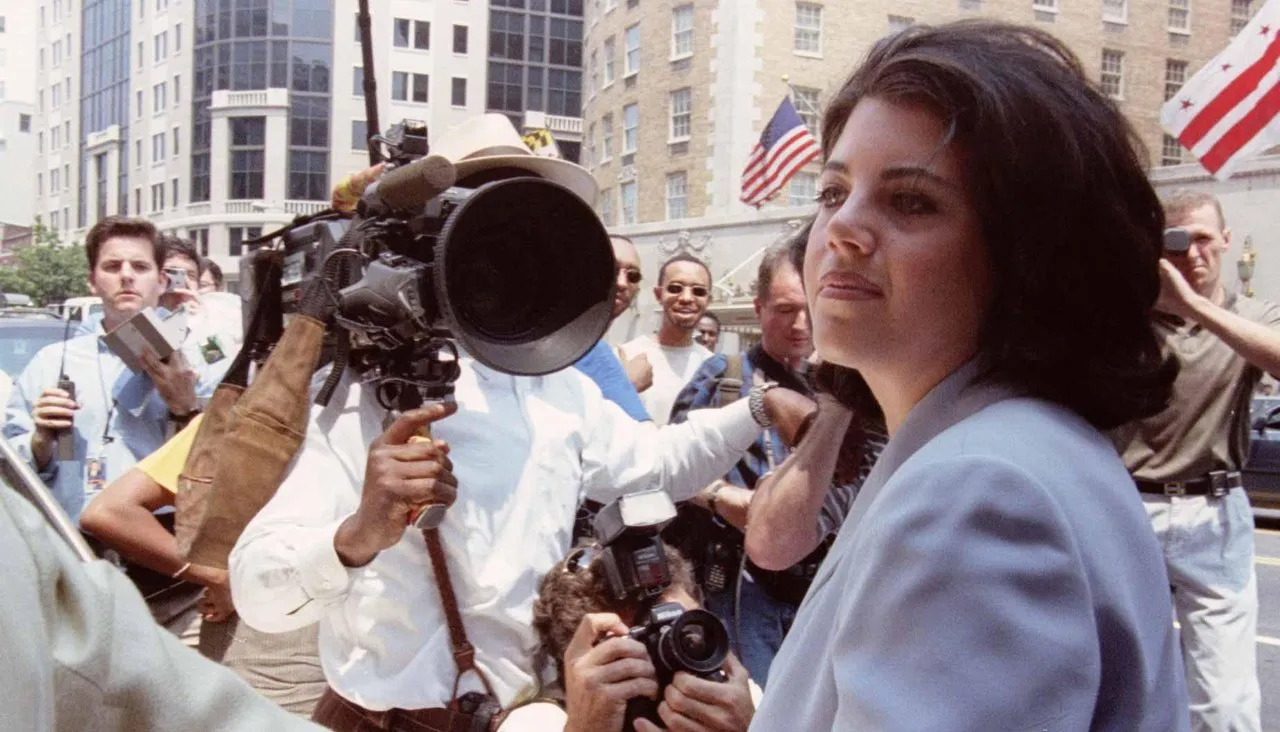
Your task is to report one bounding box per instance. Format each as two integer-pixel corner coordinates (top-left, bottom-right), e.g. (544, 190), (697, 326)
(619, 254), (714, 426)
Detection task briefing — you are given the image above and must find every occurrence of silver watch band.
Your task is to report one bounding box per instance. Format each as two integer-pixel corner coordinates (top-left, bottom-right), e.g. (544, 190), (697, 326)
(749, 381), (779, 428)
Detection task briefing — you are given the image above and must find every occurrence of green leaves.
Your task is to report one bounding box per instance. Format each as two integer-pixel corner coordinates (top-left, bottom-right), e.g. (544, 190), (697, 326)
(0, 217), (90, 307)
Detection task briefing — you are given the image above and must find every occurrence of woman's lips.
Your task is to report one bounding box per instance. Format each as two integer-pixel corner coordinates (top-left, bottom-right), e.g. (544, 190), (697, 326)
(818, 271), (883, 300)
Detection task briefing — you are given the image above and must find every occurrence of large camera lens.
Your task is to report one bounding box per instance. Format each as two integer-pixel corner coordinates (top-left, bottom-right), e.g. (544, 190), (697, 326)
(434, 177), (615, 376)
(656, 609), (730, 675)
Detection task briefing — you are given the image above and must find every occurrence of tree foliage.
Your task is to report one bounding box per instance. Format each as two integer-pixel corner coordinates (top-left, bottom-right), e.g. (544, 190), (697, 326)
(0, 218), (90, 306)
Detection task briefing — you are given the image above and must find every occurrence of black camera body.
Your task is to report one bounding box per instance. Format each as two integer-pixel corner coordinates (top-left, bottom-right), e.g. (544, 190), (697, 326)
(1164, 226), (1192, 255)
(592, 491), (733, 731)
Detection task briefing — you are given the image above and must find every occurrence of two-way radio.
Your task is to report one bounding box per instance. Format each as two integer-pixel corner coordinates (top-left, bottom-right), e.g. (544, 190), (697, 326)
(54, 315), (77, 461)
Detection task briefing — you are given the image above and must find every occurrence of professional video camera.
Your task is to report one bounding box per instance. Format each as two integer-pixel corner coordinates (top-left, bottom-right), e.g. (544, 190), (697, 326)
(593, 490), (732, 731)
(241, 117), (616, 412)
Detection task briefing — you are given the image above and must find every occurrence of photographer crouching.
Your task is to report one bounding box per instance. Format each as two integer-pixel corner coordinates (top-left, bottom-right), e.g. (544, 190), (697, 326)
(517, 491), (756, 732)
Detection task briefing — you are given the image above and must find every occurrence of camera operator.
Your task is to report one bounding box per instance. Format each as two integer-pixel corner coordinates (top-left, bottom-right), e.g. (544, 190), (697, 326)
(517, 543), (755, 732)
(1115, 189), (1268, 731)
(227, 115), (815, 732)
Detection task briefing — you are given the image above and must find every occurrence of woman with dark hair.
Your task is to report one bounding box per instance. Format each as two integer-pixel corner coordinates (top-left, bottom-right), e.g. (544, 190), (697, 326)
(749, 21), (1188, 731)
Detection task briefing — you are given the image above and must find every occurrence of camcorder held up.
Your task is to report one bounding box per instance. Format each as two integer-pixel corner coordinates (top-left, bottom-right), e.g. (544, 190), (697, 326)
(1164, 227), (1192, 255)
(593, 491), (732, 731)
(239, 118), (617, 414)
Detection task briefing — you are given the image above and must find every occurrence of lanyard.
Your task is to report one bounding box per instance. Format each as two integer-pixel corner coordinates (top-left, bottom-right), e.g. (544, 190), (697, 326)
(94, 341), (118, 446)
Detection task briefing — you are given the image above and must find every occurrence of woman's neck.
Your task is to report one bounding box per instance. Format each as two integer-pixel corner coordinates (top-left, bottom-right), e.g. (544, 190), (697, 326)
(862, 349), (977, 436)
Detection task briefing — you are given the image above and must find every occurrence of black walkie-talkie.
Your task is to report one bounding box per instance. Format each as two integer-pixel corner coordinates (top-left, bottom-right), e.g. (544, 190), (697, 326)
(54, 315), (77, 462)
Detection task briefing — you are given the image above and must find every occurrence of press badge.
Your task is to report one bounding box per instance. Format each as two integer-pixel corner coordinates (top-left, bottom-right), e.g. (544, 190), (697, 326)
(199, 335), (226, 364)
(85, 455), (108, 498)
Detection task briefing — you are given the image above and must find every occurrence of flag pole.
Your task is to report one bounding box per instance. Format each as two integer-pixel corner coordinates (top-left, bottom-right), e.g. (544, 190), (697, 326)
(782, 74), (823, 121)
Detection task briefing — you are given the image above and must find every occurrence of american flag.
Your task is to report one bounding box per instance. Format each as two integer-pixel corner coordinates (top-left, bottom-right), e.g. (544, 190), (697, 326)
(1162, 0), (1280, 179)
(740, 97), (822, 208)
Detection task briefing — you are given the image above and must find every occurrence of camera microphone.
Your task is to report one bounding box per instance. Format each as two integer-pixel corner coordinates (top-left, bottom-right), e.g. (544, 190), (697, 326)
(364, 154), (457, 213)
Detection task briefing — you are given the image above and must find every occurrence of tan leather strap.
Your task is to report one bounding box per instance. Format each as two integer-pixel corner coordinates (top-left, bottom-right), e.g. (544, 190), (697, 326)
(423, 528), (499, 704)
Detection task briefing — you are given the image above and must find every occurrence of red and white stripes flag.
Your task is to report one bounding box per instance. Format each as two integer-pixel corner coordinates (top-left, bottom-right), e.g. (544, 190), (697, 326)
(1162, 0), (1280, 179)
(740, 97), (822, 208)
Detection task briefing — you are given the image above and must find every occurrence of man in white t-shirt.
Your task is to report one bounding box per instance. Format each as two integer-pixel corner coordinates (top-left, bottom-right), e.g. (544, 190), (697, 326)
(620, 255), (713, 426)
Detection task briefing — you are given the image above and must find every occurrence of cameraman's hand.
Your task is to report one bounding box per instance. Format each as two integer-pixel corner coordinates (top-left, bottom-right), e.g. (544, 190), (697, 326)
(564, 613), (659, 732)
(334, 403), (458, 567)
(1155, 258), (1205, 320)
(636, 654), (755, 732)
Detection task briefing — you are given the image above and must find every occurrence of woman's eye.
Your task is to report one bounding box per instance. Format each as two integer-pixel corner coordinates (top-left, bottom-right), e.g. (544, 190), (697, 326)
(890, 190), (937, 216)
(814, 186), (846, 208)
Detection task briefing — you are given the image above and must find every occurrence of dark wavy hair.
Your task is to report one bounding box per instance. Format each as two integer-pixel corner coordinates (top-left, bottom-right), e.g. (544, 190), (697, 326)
(818, 20), (1175, 430)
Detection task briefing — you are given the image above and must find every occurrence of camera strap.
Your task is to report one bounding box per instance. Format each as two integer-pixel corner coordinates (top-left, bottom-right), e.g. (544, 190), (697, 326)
(422, 527), (502, 710)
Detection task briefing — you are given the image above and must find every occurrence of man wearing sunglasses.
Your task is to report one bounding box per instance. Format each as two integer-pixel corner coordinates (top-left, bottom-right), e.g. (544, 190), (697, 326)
(572, 237), (652, 422)
(620, 255), (714, 426)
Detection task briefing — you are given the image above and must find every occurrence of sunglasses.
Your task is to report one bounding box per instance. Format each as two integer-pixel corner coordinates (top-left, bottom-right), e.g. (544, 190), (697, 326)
(664, 282), (709, 298)
(619, 267), (642, 284)
(564, 545), (602, 574)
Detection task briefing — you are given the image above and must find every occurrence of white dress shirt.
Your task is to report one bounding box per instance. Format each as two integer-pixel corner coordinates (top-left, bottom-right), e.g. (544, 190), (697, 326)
(229, 358), (760, 712)
(751, 362), (1188, 732)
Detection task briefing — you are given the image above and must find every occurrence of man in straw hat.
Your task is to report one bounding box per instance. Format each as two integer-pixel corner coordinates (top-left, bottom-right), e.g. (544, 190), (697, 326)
(229, 115), (815, 730)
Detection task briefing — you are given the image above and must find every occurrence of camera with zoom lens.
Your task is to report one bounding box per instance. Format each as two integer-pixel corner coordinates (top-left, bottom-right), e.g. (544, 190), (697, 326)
(591, 490), (732, 730)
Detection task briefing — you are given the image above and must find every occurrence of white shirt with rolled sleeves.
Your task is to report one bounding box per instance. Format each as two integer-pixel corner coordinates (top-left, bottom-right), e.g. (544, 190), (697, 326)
(229, 358), (762, 712)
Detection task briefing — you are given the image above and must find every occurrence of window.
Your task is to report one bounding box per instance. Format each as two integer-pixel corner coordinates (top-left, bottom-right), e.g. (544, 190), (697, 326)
(452, 77), (467, 106)
(51, 167), (60, 193)
(666, 172), (688, 220)
(550, 18), (583, 66)
(412, 73), (429, 103)
(0, 16), (4, 32)
(152, 132), (166, 162)
(1102, 0), (1127, 22)
(191, 228), (209, 257)
(136, 90), (143, 117)
(789, 172), (818, 206)
(228, 227), (262, 257)
(354, 13), (363, 42)
(604, 37), (616, 86)
(37, 173), (42, 196)
(151, 183), (165, 212)
(289, 151), (329, 200)
(621, 181), (637, 224)
(1101, 49), (1124, 98)
(394, 18), (410, 47)
(1232, 0), (1253, 34)
(172, 179), (179, 208)
(625, 25), (640, 76)
(1161, 134), (1183, 166)
(888, 14), (914, 32)
(672, 5), (693, 58)
(1168, 0), (1190, 32)
(229, 117), (266, 200)
(135, 140), (142, 167)
(623, 103), (638, 153)
(490, 11), (526, 60)
(602, 114), (615, 160)
(63, 120), (69, 144)
(794, 3), (822, 54)
(173, 74), (182, 104)
(173, 127), (180, 157)
(154, 31), (167, 62)
(39, 49), (44, 70)
(1033, 0), (1058, 10)
(353, 67), (364, 96)
(153, 82), (167, 112)
(38, 131), (43, 152)
(52, 84), (61, 109)
(414, 20), (431, 50)
(19, 114), (29, 133)
(136, 41), (141, 69)
(392, 71), (409, 101)
(53, 40), (62, 67)
(174, 23), (182, 52)
(52, 126), (60, 150)
(454, 25), (469, 53)
(586, 122), (597, 166)
(793, 87), (820, 135)
(352, 120), (368, 150)
(600, 188), (614, 225)
(1165, 59), (1187, 101)
(670, 88), (692, 140)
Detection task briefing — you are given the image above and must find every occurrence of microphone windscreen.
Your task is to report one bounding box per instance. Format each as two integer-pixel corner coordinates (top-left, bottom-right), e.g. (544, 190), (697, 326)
(374, 155), (458, 212)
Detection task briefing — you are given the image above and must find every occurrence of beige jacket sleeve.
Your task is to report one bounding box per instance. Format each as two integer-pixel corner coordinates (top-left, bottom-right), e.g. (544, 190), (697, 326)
(0, 484), (324, 732)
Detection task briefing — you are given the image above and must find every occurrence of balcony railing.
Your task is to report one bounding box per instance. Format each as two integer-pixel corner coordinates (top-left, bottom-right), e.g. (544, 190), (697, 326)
(187, 202), (212, 216)
(284, 200), (327, 216)
(224, 201), (256, 214)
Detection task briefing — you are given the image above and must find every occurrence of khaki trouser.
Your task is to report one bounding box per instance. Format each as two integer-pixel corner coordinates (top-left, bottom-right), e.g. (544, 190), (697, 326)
(200, 617), (326, 718)
(1144, 489), (1260, 732)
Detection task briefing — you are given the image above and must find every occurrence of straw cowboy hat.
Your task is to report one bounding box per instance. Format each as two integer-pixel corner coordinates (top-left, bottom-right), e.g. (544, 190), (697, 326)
(430, 113), (598, 205)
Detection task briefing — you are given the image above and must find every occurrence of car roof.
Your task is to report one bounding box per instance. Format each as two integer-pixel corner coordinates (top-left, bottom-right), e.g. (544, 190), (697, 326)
(0, 318), (69, 330)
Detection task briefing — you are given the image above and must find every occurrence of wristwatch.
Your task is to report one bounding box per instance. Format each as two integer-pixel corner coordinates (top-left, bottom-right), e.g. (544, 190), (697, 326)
(748, 381), (780, 428)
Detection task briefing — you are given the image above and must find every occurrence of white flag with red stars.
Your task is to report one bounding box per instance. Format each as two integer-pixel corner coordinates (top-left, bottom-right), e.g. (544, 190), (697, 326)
(1162, 0), (1280, 180)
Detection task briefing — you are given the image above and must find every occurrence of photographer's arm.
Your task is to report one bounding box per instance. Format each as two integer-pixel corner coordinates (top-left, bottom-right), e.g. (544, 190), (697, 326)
(745, 396), (851, 571)
(1159, 260), (1280, 377)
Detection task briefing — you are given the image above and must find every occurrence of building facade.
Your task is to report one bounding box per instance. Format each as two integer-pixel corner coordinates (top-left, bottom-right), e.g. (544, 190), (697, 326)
(582, 0), (1259, 228)
(0, 2), (39, 228)
(32, 0), (84, 236)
